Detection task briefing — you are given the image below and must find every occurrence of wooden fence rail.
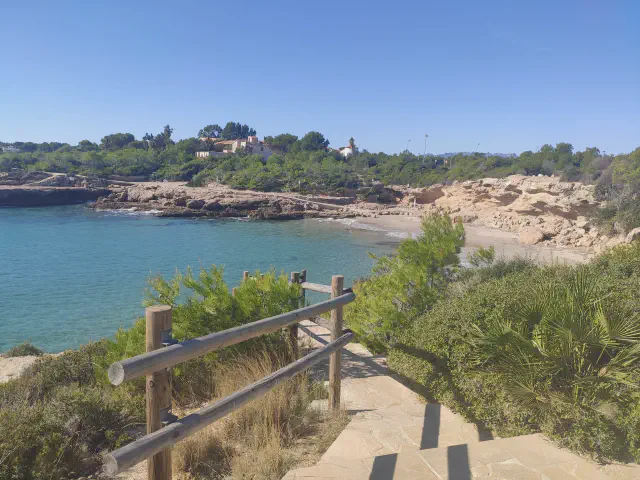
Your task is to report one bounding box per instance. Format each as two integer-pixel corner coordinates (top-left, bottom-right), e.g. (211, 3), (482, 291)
(104, 271), (354, 479)
(104, 331), (353, 476)
(300, 281), (333, 294)
(108, 292), (354, 385)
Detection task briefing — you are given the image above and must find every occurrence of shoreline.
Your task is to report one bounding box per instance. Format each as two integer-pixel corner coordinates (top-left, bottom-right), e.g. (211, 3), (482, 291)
(326, 215), (593, 265)
(1, 177), (608, 266)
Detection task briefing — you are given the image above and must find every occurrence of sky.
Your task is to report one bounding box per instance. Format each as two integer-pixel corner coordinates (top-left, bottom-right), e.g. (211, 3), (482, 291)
(0, 0), (638, 155)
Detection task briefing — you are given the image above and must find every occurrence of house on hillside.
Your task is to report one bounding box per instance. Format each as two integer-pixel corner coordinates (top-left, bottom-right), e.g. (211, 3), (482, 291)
(336, 138), (357, 158)
(196, 136), (273, 161)
(338, 145), (354, 157)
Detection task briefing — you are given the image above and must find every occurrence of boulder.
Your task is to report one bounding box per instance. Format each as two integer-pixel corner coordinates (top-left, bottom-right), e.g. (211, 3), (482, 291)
(519, 226), (545, 245)
(126, 186), (156, 203)
(204, 200), (222, 211)
(575, 216), (590, 230)
(187, 199), (205, 210)
(377, 189), (396, 203)
(287, 203), (305, 212)
(35, 174), (77, 187)
(626, 227), (640, 244)
(174, 197), (187, 207)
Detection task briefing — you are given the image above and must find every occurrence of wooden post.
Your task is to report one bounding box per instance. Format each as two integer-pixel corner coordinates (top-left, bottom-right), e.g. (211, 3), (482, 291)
(243, 271), (249, 281)
(329, 275), (344, 410)
(289, 272), (301, 358)
(104, 332), (355, 476)
(232, 287), (237, 297)
(145, 306), (172, 480)
(300, 270), (307, 308)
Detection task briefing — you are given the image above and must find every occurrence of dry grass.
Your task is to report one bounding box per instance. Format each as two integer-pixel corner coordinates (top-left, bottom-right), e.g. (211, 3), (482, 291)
(172, 349), (349, 479)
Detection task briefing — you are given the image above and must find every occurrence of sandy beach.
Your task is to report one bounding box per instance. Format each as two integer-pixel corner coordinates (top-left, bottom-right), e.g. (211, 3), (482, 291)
(332, 214), (592, 265)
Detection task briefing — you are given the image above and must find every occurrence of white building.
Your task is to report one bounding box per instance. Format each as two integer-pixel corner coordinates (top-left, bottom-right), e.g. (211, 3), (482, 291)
(338, 145), (354, 157)
(196, 135), (273, 161)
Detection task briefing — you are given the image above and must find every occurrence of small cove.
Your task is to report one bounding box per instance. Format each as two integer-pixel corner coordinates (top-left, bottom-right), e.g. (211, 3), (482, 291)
(0, 205), (398, 352)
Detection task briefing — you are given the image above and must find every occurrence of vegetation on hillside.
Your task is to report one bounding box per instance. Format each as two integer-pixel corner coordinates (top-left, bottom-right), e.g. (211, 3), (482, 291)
(3, 126), (638, 232)
(345, 215), (640, 462)
(0, 267), (338, 480)
(346, 215), (464, 352)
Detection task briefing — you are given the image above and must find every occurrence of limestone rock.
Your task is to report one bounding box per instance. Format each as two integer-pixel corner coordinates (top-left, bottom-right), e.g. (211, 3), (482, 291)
(127, 186), (156, 203)
(519, 226), (545, 245)
(187, 199), (205, 209)
(204, 200), (222, 211)
(626, 227), (640, 243)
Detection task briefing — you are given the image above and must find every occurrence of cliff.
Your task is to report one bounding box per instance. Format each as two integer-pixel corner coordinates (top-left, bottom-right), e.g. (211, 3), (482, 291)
(0, 186), (111, 207)
(395, 175), (625, 250)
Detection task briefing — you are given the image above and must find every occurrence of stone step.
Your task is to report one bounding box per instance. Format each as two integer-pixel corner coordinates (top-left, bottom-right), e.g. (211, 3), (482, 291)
(284, 433), (637, 479)
(289, 321), (640, 480)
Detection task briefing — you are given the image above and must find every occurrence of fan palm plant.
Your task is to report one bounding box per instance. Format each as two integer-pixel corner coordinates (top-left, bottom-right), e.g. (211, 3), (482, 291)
(468, 269), (640, 416)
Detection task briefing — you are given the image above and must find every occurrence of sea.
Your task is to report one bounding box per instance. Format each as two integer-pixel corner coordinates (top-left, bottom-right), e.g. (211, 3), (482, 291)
(0, 205), (400, 352)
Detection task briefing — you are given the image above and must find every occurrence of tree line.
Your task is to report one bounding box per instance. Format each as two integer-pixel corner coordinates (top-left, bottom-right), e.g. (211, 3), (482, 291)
(1, 125), (638, 233)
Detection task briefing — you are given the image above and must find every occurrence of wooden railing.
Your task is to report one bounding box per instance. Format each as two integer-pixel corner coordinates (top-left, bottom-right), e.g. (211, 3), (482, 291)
(103, 271), (354, 479)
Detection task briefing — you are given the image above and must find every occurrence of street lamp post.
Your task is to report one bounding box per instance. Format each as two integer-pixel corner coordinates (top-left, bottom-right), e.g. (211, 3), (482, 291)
(423, 133), (429, 165)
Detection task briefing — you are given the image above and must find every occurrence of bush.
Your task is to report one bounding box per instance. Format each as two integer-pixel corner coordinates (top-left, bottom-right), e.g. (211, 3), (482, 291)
(452, 256), (536, 293)
(345, 215), (464, 352)
(0, 342), (142, 479)
(173, 349), (336, 480)
(3, 341), (44, 357)
(0, 265), (305, 479)
(388, 254), (640, 462)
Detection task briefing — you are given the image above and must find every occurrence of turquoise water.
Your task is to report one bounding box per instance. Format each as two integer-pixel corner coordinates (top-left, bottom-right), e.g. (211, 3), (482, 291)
(0, 205), (398, 352)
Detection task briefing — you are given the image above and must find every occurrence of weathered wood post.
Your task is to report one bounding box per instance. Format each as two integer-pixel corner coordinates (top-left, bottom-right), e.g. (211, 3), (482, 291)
(243, 271), (249, 281)
(289, 271), (301, 358)
(232, 287), (237, 297)
(300, 269), (307, 308)
(329, 275), (344, 410)
(145, 306), (172, 480)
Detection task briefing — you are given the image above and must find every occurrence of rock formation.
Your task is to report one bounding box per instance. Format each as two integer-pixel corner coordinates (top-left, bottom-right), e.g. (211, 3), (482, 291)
(92, 183), (328, 220)
(0, 171), (110, 207)
(395, 175), (625, 249)
(89, 176), (633, 252)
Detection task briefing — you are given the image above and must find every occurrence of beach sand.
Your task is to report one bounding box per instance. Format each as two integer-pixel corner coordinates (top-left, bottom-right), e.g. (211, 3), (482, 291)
(335, 215), (592, 265)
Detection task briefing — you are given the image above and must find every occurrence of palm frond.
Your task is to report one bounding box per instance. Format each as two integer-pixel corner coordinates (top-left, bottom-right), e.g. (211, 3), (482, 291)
(597, 309), (640, 344)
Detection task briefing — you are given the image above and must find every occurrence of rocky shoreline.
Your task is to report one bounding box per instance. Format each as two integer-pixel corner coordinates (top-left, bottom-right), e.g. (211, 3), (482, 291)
(91, 182), (362, 221)
(395, 175), (637, 252)
(0, 170), (110, 207)
(4, 171), (637, 253)
(0, 185), (110, 207)
(89, 177), (639, 253)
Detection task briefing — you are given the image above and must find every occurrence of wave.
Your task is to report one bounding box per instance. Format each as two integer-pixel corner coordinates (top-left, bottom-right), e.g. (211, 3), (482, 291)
(96, 207), (163, 216)
(316, 217), (418, 239)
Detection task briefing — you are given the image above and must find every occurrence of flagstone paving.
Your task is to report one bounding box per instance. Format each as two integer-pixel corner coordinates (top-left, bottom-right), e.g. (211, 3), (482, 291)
(283, 320), (640, 480)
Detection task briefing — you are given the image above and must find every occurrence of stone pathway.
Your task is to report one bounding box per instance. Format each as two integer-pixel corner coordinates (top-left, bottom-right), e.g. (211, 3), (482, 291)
(284, 321), (640, 480)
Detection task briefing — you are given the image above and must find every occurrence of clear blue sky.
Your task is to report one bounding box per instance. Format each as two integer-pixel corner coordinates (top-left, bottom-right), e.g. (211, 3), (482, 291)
(1, 0), (638, 154)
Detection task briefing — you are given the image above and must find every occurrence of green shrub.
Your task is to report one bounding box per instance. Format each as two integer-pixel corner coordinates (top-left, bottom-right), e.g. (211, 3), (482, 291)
(388, 257), (640, 462)
(454, 256), (536, 293)
(345, 215), (464, 352)
(0, 341), (142, 479)
(3, 341), (44, 357)
(389, 268), (544, 434)
(0, 265), (303, 478)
